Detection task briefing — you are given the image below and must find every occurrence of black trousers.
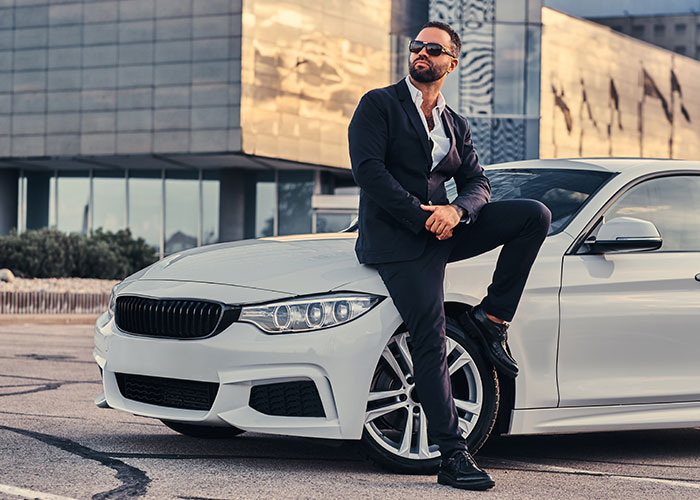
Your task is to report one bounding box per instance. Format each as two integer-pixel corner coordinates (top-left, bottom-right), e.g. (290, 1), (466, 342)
(373, 199), (551, 457)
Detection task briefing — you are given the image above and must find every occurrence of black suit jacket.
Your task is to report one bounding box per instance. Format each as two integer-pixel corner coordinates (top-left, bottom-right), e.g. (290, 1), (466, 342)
(348, 79), (491, 264)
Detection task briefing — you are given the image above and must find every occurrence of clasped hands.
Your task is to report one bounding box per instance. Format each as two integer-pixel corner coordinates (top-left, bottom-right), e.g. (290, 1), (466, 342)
(420, 204), (461, 240)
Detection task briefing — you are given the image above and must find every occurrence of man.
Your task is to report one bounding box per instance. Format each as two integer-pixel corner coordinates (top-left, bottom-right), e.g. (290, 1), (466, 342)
(348, 21), (551, 491)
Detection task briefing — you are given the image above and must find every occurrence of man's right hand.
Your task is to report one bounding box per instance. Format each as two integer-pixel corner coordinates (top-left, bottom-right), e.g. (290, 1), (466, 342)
(420, 204), (460, 240)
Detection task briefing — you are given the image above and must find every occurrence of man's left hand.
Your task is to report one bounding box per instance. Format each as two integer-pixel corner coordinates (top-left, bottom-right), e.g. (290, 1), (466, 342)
(420, 204), (461, 240)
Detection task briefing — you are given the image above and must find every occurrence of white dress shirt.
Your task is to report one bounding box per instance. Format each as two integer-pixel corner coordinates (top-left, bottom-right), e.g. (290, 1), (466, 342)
(405, 76), (451, 171)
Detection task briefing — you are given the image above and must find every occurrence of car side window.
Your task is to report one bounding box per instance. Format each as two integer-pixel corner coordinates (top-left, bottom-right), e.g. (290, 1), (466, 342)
(604, 175), (700, 251)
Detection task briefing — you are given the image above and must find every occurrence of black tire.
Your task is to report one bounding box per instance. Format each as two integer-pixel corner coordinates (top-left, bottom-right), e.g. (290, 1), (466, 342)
(360, 316), (499, 474)
(161, 420), (246, 439)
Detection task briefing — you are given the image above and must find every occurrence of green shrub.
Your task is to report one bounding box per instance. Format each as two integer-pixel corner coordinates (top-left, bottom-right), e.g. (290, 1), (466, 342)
(0, 228), (158, 279)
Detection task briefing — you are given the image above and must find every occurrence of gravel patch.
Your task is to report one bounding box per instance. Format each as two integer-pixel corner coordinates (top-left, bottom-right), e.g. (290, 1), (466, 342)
(0, 278), (118, 294)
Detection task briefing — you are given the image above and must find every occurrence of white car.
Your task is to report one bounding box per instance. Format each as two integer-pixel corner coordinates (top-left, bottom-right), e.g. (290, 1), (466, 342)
(94, 159), (700, 473)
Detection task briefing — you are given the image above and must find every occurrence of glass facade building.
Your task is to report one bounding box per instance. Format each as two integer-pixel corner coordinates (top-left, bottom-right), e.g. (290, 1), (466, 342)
(540, 8), (700, 159)
(0, 0), (545, 256)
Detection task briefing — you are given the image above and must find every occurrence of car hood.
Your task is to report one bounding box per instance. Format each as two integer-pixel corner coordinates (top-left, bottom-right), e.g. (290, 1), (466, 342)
(129, 233), (376, 295)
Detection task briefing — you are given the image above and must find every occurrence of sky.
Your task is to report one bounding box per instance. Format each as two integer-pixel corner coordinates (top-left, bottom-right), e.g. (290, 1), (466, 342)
(544, 0), (700, 17)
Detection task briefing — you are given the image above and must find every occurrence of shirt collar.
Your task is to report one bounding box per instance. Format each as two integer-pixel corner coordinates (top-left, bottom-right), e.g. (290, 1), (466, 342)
(405, 75), (446, 115)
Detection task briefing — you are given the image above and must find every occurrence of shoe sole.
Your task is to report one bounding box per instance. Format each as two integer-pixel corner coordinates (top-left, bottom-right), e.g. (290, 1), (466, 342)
(438, 473), (495, 490)
(465, 310), (518, 378)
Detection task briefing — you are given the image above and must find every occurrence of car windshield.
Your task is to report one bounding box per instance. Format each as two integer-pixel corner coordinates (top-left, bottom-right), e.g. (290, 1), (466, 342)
(342, 168), (614, 235)
(485, 169), (614, 234)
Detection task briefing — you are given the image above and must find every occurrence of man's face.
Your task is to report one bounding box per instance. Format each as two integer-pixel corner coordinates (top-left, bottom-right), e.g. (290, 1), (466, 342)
(409, 27), (458, 84)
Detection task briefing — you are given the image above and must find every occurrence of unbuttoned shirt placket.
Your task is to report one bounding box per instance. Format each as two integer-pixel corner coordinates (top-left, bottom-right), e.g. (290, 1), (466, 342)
(404, 76), (450, 171)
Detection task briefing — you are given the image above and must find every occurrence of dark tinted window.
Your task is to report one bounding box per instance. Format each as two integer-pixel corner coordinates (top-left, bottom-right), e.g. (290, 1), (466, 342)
(486, 169), (613, 234)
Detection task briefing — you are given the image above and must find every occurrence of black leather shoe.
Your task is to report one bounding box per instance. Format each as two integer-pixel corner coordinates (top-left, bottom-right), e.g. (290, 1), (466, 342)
(463, 305), (519, 378)
(437, 450), (495, 490)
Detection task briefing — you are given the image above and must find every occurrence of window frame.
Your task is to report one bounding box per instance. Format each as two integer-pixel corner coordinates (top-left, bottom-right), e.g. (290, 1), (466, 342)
(568, 171), (700, 255)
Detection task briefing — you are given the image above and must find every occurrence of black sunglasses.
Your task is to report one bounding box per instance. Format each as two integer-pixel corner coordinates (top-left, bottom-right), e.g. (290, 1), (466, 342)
(409, 39), (456, 58)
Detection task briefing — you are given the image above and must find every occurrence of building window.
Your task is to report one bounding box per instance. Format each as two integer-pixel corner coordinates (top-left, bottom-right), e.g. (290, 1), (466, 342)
(696, 45), (700, 58)
(675, 23), (686, 34)
(675, 45), (686, 55)
(56, 173), (90, 235)
(202, 172), (220, 245)
(93, 171), (126, 232)
(611, 25), (623, 32)
(654, 24), (665, 36)
(128, 171), (162, 251)
(165, 171), (199, 255)
(277, 171), (314, 236)
(632, 25), (645, 37)
(244, 171), (276, 239)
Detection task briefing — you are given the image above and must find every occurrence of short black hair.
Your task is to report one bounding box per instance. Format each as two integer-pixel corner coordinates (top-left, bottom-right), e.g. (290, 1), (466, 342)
(419, 21), (461, 57)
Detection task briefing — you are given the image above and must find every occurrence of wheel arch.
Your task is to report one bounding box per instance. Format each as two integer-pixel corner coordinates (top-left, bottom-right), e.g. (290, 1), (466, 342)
(444, 301), (515, 437)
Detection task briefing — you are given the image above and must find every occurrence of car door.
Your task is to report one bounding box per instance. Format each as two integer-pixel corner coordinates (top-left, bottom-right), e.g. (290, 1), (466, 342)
(558, 173), (700, 406)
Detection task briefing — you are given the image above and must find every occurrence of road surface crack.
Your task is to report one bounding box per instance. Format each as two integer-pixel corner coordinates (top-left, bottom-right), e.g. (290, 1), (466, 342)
(0, 425), (151, 499)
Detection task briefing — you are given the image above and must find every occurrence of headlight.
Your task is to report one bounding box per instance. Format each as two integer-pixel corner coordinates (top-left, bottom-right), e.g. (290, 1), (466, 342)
(238, 293), (383, 334)
(108, 285), (118, 316)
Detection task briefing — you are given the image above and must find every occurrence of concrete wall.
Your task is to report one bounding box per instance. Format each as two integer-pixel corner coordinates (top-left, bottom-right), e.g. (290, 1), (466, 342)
(0, 0), (243, 158)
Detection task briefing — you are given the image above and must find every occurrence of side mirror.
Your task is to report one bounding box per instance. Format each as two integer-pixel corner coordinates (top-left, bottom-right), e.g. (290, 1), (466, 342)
(586, 217), (662, 253)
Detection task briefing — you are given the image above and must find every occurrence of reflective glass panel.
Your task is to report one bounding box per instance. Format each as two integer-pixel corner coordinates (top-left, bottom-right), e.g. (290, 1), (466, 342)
(525, 26), (541, 117)
(57, 173), (90, 234)
(202, 171), (220, 245)
(129, 171), (161, 250)
(278, 171), (313, 236)
(244, 171), (275, 238)
(316, 212), (356, 233)
(165, 171), (198, 254)
(494, 24), (526, 115)
(496, 0), (526, 23)
(48, 173), (56, 227)
(257, 178), (275, 237)
(93, 171), (126, 232)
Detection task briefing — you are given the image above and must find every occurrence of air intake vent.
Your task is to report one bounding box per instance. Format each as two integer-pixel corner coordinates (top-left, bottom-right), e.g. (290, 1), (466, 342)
(249, 380), (326, 417)
(115, 373), (218, 411)
(115, 296), (238, 339)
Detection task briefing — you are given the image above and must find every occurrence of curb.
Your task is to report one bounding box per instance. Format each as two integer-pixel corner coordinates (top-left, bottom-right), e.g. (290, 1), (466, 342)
(0, 314), (100, 325)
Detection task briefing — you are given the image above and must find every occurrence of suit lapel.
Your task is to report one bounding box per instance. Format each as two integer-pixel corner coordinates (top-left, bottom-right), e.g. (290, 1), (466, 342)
(395, 80), (432, 163)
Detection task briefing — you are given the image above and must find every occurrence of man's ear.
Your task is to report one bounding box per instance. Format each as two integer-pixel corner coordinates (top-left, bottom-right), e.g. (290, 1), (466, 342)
(448, 58), (458, 74)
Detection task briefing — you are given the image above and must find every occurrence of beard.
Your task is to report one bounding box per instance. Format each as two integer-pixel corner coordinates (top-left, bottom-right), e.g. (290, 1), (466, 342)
(409, 57), (449, 83)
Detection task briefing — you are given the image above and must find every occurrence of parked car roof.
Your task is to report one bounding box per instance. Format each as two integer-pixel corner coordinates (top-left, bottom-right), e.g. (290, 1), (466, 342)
(487, 158), (700, 173)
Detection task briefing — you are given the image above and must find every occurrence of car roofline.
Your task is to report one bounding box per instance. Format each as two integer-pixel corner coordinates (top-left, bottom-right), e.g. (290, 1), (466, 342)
(485, 158), (700, 174)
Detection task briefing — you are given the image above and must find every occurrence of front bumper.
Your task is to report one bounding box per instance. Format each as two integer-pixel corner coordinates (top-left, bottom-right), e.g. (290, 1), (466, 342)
(94, 280), (399, 440)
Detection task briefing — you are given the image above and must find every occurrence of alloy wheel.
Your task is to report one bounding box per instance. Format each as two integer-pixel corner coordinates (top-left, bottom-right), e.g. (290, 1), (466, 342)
(364, 330), (484, 461)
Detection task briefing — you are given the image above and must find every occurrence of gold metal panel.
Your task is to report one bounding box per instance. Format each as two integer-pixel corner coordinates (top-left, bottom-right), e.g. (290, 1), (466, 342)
(541, 8), (700, 160)
(240, 0), (391, 168)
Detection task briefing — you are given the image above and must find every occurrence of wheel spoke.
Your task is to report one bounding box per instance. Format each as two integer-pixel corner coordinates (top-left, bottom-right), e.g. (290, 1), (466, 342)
(367, 388), (405, 402)
(381, 347), (409, 387)
(454, 398), (481, 416)
(365, 399), (407, 423)
(417, 408), (431, 458)
(397, 408), (413, 456)
(395, 333), (414, 376)
(448, 352), (472, 376)
(458, 416), (475, 436)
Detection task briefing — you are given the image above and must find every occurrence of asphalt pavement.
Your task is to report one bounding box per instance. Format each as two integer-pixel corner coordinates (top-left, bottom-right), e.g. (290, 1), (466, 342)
(1, 321), (699, 499)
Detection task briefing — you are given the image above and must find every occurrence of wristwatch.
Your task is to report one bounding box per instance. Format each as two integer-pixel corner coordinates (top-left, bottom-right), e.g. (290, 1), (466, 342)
(450, 204), (471, 224)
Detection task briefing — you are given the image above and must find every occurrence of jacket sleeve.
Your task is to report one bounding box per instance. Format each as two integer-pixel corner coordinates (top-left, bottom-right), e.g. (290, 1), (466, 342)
(451, 120), (491, 221)
(348, 92), (429, 235)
